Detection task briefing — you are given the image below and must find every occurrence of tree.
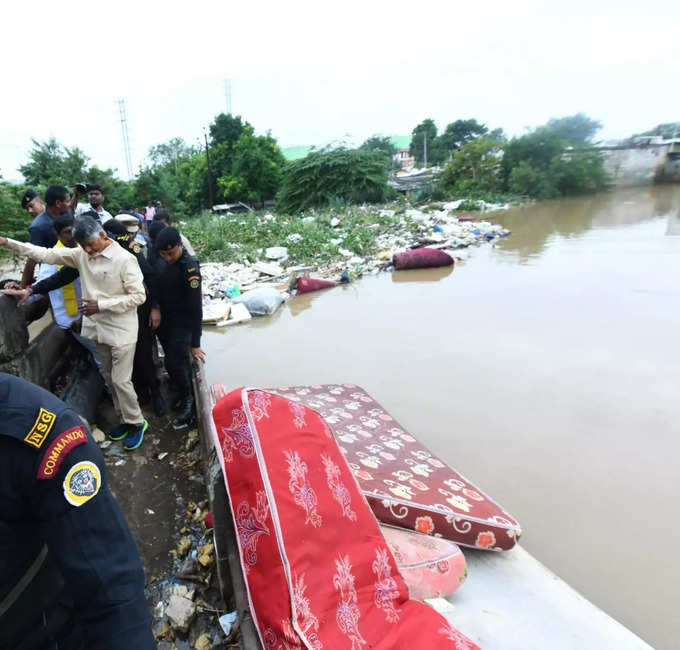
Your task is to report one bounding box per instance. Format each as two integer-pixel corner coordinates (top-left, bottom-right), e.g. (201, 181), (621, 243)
(438, 119), (489, 155)
(148, 138), (195, 171)
(546, 113), (602, 144)
(359, 135), (396, 158)
(0, 179), (30, 241)
(19, 138), (89, 186)
(217, 132), (286, 204)
(439, 136), (504, 194)
(277, 149), (391, 213)
(637, 123), (680, 139)
(209, 113), (250, 148)
(409, 119), (440, 165)
(501, 113), (608, 199)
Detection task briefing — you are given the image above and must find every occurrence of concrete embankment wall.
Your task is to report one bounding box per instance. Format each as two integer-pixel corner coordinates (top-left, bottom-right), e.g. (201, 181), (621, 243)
(601, 145), (667, 186)
(599, 144), (680, 186)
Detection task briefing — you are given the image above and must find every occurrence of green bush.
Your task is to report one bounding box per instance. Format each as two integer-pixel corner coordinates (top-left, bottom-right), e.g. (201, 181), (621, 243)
(0, 181), (30, 241)
(276, 149), (391, 214)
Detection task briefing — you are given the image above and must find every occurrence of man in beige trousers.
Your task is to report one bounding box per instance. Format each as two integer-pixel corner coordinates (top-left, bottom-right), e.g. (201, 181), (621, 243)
(0, 216), (150, 450)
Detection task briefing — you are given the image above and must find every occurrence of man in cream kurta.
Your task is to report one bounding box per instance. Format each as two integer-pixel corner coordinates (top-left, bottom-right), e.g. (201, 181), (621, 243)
(0, 218), (149, 448)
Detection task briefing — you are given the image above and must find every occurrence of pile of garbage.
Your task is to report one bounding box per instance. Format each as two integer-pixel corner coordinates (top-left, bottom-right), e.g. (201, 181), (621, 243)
(199, 201), (510, 326)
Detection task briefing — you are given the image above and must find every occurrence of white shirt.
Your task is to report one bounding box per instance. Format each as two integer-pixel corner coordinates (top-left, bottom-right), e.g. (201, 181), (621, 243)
(8, 238), (145, 346)
(75, 203), (113, 224)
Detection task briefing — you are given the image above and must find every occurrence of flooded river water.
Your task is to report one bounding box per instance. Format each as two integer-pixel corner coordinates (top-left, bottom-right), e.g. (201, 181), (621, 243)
(204, 185), (680, 650)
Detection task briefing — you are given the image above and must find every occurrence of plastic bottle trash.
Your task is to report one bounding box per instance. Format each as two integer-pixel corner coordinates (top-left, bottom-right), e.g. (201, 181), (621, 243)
(472, 228), (481, 235)
(232, 287), (285, 316)
(225, 284), (241, 299)
(433, 224), (444, 233)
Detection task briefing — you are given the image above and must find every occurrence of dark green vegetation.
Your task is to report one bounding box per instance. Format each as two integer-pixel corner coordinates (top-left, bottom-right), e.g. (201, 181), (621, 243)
(2, 111), (615, 251)
(431, 113), (610, 200)
(277, 149), (393, 214)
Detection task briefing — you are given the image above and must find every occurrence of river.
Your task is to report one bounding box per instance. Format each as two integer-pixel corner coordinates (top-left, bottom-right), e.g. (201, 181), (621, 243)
(204, 185), (680, 650)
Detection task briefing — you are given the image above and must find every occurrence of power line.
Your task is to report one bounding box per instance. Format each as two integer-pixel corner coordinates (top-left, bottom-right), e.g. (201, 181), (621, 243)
(117, 99), (133, 180)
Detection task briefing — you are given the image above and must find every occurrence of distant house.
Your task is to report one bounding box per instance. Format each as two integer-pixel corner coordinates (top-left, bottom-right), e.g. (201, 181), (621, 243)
(389, 135), (414, 171)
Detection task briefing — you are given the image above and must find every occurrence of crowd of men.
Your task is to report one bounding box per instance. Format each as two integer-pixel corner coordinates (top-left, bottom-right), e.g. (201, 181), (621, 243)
(1, 183), (206, 447)
(0, 187), (202, 647)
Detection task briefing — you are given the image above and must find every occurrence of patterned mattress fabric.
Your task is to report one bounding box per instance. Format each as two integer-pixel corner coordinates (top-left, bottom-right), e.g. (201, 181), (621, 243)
(272, 384), (522, 551)
(380, 525), (467, 601)
(212, 388), (479, 650)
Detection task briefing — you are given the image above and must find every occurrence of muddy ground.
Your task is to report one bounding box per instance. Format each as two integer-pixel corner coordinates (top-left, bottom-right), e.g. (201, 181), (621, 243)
(96, 387), (236, 649)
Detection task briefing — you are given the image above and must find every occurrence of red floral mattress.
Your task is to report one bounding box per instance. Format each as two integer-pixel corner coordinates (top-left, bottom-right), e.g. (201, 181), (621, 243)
(271, 384), (521, 551)
(212, 388), (479, 650)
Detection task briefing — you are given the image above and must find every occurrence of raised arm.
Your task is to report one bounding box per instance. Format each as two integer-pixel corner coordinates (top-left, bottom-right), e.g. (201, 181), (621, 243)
(0, 237), (79, 267)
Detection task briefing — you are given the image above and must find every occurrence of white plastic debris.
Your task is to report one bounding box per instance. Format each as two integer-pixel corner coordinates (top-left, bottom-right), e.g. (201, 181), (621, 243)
(252, 261), (284, 276)
(265, 246), (289, 261)
(219, 611), (239, 636)
(216, 302), (252, 326)
(233, 287), (286, 316)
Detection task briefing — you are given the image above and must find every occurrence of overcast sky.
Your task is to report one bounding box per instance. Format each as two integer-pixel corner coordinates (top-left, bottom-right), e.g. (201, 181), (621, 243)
(1, 0), (678, 182)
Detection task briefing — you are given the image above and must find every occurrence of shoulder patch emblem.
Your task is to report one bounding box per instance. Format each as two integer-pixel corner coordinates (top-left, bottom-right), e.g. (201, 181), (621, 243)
(24, 407), (57, 449)
(37, 426), (88, 479)
(188, 275), (200, 289)
(63, 460), (101, 506)
(187, 267), (196, 272)
(132, 243), (142, 254)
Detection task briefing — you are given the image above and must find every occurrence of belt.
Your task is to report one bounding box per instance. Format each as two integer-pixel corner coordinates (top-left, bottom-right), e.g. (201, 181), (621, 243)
(0, 546), (67, 648)
(0, 544), (48, 617)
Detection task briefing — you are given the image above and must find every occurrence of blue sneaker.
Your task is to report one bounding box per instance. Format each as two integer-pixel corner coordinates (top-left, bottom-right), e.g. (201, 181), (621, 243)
(109, 424), (130, 441)
(123, 420), (148, 451)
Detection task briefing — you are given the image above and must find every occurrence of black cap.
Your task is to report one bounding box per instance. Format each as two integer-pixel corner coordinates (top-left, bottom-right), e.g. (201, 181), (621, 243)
(155, 227), (182, 251)
(21, 189), (39, 209)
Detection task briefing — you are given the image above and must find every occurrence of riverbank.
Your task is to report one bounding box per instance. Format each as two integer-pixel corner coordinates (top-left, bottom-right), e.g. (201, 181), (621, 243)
(183, 200), (512, 307)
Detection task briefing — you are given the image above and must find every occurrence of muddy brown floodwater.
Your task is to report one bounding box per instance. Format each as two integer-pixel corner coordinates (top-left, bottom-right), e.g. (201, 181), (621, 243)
(204, 185), (680, 650)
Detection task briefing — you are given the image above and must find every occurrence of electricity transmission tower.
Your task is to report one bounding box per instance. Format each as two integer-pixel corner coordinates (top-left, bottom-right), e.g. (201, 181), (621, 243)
(117, 99), (133, 180)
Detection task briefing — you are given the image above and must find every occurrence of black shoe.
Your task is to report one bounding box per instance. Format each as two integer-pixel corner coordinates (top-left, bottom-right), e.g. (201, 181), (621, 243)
(152, 392), (167, 417)
(172, 397), (195, 430)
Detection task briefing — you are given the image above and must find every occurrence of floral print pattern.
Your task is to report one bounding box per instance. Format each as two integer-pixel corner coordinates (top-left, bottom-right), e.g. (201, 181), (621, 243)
(250, 390), (272, 421)
(236, 490), (270, 569)
(333, 555), (366, 649)
(371, 548), (401, 623)
(272, 384), (521, 551)
(221, 408), (254, 462)
(285, 450), (322, 528)
(322, 454), (357, 521)
(213, 387), (480, 650)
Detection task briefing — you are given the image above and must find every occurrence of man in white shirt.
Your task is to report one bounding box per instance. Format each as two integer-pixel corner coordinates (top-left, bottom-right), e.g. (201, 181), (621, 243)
(74, 184), (113, 223)
(0, 216), (148, 450)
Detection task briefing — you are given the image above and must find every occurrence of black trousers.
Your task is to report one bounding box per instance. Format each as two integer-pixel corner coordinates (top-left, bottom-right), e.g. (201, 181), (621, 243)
(157, 326), (192, 395)
(132, 304), (159, 397)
